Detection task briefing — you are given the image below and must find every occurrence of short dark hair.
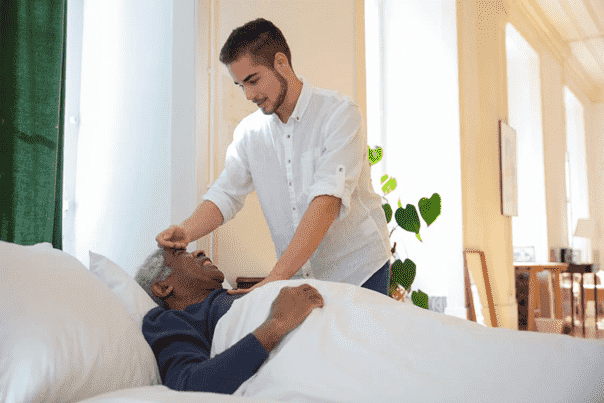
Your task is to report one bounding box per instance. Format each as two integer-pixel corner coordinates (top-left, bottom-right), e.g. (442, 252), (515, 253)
(219, 18), (292, 68)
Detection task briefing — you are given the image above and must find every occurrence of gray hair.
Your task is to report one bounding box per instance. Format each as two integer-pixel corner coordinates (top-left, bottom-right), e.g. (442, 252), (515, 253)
(134, 248), (173, 310)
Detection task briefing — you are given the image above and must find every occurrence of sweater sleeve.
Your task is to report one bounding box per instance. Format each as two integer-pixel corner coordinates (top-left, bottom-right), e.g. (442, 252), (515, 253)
(158, 333), (268, 394)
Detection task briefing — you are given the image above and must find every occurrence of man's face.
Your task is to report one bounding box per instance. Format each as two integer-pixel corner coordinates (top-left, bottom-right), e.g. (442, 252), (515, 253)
(162, 248), (225, 289)
(228, 53), (288, 116)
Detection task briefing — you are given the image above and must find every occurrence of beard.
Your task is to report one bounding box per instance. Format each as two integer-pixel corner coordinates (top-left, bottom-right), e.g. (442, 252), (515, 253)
(260, 69), (288, 115)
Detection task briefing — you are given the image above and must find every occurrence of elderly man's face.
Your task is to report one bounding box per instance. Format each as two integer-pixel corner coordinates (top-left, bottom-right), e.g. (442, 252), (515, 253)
(162, 248), (225, 291)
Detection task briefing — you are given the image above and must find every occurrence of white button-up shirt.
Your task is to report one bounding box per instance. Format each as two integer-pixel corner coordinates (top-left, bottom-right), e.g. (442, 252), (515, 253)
(203, 79), (391, 285)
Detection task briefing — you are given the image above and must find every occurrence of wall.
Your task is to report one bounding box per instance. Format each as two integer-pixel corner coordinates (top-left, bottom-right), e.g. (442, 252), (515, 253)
(458, 0), (521, 329)
(196, 0), (366, 286)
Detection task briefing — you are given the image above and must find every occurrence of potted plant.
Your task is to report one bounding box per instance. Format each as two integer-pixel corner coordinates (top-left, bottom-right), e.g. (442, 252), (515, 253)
(368, 146), (441, 309)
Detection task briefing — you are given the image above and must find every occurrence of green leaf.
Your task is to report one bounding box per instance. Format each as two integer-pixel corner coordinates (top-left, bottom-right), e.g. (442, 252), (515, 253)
(391, 258), (416, 291)
(418, 193), (441, 227)
(382, 203), (393, 223)
(398, 198), (402, 209)
(395, 204), (421, 235)
(367, 146), (383, 165)
(411, 289), (429, 309)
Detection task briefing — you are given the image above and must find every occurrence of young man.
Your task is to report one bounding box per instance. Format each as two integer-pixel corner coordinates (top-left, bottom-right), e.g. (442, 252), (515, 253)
(135, 247), (324, 394)
(156, 18), (391, 295)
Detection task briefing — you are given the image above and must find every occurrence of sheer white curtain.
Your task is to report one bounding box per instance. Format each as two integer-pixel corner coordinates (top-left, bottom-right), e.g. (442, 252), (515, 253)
(505, 24), (548, 263)
(365, 0), (464, 318)
(63, 0), (197, 276)
(565, 87), (590, 263)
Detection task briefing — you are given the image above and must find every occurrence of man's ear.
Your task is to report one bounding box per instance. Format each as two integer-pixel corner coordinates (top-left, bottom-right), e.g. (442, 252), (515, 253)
(274, 52), (289, 72)
(151, 280), (173, 299)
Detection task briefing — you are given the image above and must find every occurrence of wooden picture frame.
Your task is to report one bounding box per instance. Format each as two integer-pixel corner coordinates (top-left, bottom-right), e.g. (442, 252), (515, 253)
(464, 249), (497, 327)
(499, 120), (518, 217)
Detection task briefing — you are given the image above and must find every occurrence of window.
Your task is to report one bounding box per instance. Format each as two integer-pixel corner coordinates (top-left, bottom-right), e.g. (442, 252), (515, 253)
(564, 86), (590, 263)
(365, 0), (464, 318)
(62, 1), (196, 275)
(505, 23), (548, 263)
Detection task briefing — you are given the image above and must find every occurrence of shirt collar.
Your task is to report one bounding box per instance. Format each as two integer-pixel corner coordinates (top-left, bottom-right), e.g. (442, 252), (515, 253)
(288, 76), (312, 123)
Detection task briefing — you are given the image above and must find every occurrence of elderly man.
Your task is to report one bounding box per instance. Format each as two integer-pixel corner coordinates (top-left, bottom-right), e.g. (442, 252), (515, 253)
(135, 247), (323, 394)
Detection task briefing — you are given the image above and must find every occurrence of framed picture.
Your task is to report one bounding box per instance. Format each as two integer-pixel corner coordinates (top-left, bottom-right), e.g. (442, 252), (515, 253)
(499, 120), (518, 216)
(513, 246), (535, 262)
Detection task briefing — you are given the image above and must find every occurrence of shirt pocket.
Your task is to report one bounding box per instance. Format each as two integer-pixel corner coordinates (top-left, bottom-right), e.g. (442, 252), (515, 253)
(300, 147), (320, 193)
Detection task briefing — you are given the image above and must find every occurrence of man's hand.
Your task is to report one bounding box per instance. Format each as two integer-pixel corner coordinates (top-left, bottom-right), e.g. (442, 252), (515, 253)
(156, 225), (189, 249)
(252, 284), (324, 353)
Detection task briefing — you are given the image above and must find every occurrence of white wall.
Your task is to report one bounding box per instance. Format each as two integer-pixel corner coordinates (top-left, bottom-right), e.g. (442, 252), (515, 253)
(65, 0), (197, 276)
(203, 0), (364, 285)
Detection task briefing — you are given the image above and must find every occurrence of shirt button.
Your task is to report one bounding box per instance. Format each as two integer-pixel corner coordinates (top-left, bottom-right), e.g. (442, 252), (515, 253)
(289, 181), (292, 186)
(304, 272), (310, 278)
(286, 134), (291, 139)
(339, 167), (344, 172)
(288, 159), (291, 164)
(292, 207), (296, 211)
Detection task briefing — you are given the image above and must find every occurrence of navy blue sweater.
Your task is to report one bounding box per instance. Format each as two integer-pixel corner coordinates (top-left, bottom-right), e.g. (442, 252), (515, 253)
(142, 289), (269, 394)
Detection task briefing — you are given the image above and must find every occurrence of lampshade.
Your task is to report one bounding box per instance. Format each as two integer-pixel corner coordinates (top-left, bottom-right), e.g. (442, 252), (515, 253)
(574, 218), (599, 239)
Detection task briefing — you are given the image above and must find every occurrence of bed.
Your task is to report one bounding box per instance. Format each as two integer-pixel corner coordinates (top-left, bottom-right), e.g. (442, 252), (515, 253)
(1, 240), (603, 403)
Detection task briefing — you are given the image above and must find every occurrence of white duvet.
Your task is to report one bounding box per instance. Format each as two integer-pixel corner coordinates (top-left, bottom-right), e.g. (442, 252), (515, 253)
(211, 279), (604, 403)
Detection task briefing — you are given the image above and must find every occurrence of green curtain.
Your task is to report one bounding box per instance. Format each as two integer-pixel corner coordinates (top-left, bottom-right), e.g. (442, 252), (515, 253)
(0, 0), (67, 248)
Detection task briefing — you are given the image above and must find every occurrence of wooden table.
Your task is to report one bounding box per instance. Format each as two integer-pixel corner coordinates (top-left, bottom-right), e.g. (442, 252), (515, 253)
(514, 263), (568, 332)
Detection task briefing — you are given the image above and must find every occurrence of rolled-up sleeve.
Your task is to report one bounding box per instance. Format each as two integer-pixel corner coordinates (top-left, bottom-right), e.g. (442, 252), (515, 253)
(306, 102), (364, 221)
(202, 125), (255, 223)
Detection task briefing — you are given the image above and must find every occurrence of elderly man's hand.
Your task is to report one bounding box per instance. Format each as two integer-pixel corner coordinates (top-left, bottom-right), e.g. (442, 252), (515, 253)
(252, 284), (324, 353)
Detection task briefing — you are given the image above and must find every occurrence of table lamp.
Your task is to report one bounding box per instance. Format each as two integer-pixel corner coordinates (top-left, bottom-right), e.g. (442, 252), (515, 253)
(574, 218), (599, 264)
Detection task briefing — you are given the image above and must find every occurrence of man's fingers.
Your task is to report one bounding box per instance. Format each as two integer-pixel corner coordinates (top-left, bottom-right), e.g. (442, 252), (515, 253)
(227, 288), (251, 295)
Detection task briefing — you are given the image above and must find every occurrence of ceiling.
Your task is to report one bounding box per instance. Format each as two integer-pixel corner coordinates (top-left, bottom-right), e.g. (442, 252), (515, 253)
(531, 0), (604, 101)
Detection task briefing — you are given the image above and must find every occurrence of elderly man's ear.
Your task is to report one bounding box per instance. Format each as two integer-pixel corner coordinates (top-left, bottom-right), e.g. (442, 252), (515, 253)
(151, 281), (173, 299)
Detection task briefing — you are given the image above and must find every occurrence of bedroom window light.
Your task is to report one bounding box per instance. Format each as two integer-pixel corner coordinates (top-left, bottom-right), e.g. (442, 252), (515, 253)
(365, 0), (465, 319)
(505, 23), (548, 263)
(564, 86), (590, 263)
(62, 1), (196, 277)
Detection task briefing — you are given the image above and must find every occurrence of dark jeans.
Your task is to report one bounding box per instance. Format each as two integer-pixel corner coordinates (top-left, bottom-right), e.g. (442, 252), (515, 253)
(361, 261), (390, 296)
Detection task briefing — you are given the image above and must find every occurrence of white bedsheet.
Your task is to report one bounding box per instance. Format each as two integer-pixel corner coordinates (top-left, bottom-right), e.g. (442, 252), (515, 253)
(211, 279), (604, 403)
(77, 385), (279, 402)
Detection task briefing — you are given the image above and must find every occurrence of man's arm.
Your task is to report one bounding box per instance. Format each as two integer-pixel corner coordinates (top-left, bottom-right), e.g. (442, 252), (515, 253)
(145, 285), (324, 393)
(271, 195), (341, 279)
(181, 200), (225, 243)
(156, 200), (224, 249)
(227, 195), (341, 295)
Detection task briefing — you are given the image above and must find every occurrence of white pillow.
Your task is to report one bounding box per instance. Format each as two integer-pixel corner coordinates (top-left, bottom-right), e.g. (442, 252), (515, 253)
(89, 251), (233, 326)
(89, 251), (158, 328)
(0, 241), (161, 403)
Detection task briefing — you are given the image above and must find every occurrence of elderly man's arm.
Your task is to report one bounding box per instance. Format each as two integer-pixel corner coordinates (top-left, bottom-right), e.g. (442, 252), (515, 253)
(143, 284), (324, 394)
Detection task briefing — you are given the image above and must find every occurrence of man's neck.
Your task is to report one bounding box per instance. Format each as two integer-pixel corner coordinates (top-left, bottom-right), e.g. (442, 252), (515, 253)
(168, 289), (215, 310)
(276, 77), (303, 123)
